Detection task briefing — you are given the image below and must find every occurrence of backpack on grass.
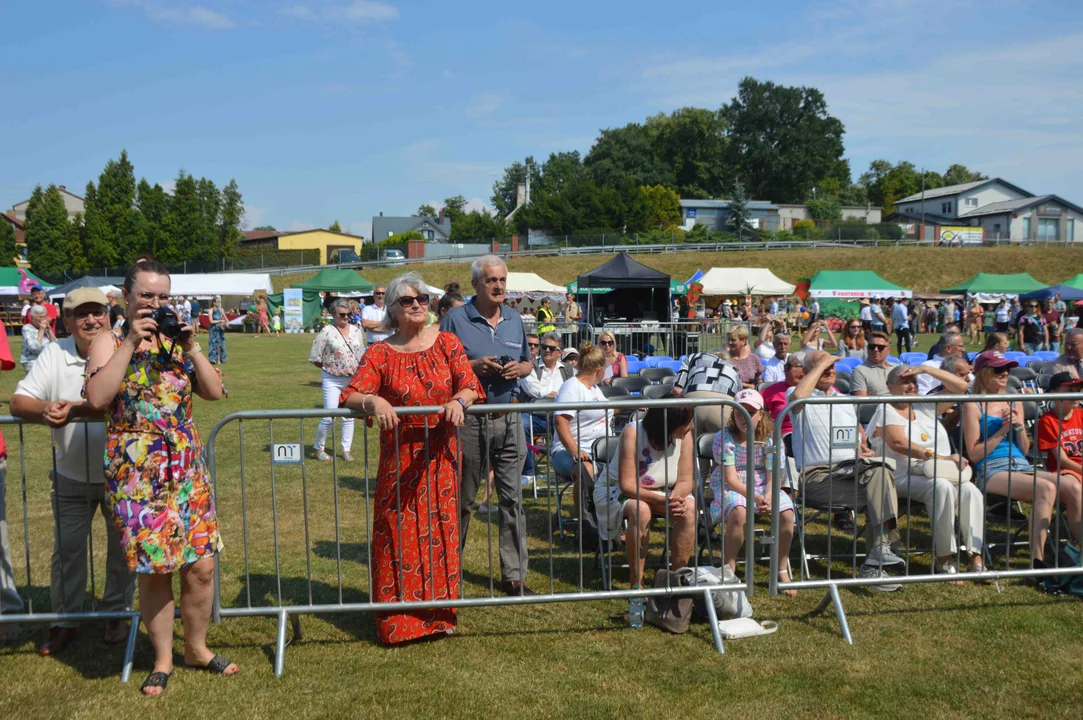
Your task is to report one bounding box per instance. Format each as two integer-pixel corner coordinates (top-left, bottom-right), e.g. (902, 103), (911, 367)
(1040, 541), (1083, 598)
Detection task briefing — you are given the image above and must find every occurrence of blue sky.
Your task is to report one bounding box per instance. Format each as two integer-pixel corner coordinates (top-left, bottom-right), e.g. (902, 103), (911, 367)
(3, 0), (1082, 237)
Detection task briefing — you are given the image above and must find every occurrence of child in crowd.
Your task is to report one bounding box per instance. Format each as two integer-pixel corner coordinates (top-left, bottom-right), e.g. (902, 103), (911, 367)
(1037, 372), (1083, 482)
(708, 389), (796, 595)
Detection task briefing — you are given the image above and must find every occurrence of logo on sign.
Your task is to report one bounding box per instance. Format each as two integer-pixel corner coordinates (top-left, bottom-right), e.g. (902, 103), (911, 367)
(272, 443), (302, 465)
(831, 427), (856, 449)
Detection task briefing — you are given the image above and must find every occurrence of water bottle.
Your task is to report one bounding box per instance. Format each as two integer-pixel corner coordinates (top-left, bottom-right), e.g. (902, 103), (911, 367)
(629, 591), (645, 629)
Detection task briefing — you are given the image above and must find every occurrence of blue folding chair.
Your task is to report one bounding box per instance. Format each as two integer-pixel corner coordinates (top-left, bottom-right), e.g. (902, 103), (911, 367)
(835, 357), (862, 374)
(1033, 351), (1059, 361)
(1004, 351), (1027, 363)
(900, 352), (927, 366)
(625, 358), (645, 375)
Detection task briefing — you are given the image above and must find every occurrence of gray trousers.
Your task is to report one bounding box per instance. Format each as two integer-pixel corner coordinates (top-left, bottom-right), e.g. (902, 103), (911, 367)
(0, 459), (24, 614)
(801, 461), (900, 546)
(458, 413), (528, 583)
(51, 473), (135, 628)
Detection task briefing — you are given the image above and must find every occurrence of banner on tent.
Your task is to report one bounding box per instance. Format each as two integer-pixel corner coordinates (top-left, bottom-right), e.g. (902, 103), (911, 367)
(809, 288), (912, 299)
(283, 289), (304, 333)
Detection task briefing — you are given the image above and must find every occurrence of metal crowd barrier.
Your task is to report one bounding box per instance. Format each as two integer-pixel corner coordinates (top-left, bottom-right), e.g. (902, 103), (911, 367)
(766, 392), (1083, 644)
(520, 320), (594, 351)
(0, 416), (141, 683)
(206, 397), (755, 675)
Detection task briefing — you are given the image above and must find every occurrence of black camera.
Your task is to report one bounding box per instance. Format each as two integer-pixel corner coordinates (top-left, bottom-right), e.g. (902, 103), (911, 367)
(498, 355), (516, 366)
(152, 307), (184, 341)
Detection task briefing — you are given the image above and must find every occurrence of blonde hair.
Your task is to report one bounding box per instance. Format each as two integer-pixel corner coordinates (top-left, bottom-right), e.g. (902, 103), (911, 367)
(726, 405), (772, 443)
(577, 341), (606, 374)
(727, 326), (749, 343)
(974, 367), (1006, 395)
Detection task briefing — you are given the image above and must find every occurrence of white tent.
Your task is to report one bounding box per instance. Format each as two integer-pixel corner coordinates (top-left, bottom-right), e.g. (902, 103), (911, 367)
(169, 273), (274, 298)
(506, 272), (565, 297)
(697, 267), (795, 296)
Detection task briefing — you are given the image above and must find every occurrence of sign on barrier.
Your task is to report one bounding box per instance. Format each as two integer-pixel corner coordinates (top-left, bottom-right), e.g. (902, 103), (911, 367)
(271, 443), (302, 465)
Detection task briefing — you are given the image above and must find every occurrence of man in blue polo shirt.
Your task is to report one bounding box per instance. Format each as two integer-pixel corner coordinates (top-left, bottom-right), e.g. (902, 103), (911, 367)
(440, 255), (535, 596)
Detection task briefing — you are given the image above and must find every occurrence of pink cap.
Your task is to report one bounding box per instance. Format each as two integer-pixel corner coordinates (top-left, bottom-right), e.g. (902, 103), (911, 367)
(734, 388), (764, 411)
(972, 350), (1018, 373)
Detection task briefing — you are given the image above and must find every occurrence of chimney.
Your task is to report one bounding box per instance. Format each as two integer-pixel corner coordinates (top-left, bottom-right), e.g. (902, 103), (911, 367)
(59, 185), (65, 191)
(438, 208), (445, 224)
(379, 211), (383, 217)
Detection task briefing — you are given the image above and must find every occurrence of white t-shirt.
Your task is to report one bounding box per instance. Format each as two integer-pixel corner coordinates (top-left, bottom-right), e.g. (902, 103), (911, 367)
(865, 403), (948, 483)
(860, 305), (873, 322)
(762, 355), (786, 384)
(917, 359), (942, 395)
(787, 386), (859, 468)
(13, 338), (105, 483)
(552, 377), (612, 456)
(995, 303), (1010, 323)
(361, 303), (390, 343)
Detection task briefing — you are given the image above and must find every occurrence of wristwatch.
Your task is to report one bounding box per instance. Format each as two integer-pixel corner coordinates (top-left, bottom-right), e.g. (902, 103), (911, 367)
(455, 397), (467, 409)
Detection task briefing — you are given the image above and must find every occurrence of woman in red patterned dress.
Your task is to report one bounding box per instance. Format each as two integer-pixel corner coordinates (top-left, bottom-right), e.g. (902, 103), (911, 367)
(340, 272), (482, 644)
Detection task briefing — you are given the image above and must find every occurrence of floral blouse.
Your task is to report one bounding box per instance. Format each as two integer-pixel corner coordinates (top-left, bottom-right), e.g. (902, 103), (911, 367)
(309, 323), (365, 377)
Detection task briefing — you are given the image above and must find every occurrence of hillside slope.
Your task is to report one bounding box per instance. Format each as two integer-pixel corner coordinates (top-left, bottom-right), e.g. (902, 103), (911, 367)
(271, 246), (1083, 294)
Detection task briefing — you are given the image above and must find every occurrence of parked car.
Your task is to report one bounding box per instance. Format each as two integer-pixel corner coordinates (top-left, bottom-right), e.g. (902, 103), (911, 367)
(332, 249), (360, 264)
(380, 248), (406, 266)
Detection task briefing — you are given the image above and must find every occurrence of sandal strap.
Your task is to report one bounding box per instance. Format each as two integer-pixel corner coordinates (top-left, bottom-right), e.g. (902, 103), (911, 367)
(205, 654), (235, 674)
(141, 671), (171, 691)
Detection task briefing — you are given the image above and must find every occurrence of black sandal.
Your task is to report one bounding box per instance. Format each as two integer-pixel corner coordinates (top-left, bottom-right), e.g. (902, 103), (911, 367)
(140, 671), (172, 696)
(187, 654), (237, 674)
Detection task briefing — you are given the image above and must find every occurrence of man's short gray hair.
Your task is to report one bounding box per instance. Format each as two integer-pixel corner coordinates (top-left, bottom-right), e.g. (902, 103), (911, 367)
(941, 354), (967, 374)
(379, 271), (427, 333)
(785, 354), (804, 369)
(541, 331), (562, 347)
(886, 364), (910, 386)
(29, 304), (47, 318)
(941, 330), (962, 346)
(802, 350), (828, 371)
(1067, 328), (1083, 343)
(471, 255), (506, 284)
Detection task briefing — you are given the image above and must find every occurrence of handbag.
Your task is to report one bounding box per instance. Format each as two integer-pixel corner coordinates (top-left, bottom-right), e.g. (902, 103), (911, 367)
(688, 566), (754, 621)
(717, 618), (778, 639)
(918, 458), (973, 486)
(644, 569), (695, 634)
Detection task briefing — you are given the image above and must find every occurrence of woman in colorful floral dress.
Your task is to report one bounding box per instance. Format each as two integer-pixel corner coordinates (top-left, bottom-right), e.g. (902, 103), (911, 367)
(207, 296), (228, 364)
(85, 257), (235, 696)
(340, 271), (482, 644)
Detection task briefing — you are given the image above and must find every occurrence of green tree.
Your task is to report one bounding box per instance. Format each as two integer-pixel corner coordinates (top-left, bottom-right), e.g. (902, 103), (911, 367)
(414, 204), (437, 217)
(196, 178), (221, 262)
(0, 217), (19, 266)
(328, 219), (343, 233)
(166, 170), (202, 263)
(137, 180), (174, 261)
(24, 185), (72, 279)
(219, 179), (245, 259)
(806, 196), (842, 221)
(80, 181), (112, 268)
(448, 209), (509, 241)
(722, 77), (846, 203)
(858, 160), (945, 214)
(640, 184), (682, 230)
(253, 225), (277, 231)
(584, 122), (674, 190)
(942, 164), (988, 186)
(726, 180), (752, 235)
(441, 195), (468, 223)
(68, 213), (89, 274)
(652, 107), (730, 198)
(96, 150), (146, 264)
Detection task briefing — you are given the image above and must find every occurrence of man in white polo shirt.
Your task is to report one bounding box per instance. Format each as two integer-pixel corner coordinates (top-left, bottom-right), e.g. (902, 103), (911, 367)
(10, 288), (135, 656)
(361, 286), (390, 345)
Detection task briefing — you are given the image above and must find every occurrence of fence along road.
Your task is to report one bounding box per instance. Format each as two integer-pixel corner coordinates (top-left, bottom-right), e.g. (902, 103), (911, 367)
(206, 397), (756, 676)
(767, 392), (1083, 645)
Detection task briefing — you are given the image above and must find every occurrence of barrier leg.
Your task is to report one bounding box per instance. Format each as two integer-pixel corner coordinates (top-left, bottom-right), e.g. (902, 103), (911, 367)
(274, 609), (288, 677)
(701, 588), (725, 655)
(120, 611), (140, 683)
(827, 584), (853, 646)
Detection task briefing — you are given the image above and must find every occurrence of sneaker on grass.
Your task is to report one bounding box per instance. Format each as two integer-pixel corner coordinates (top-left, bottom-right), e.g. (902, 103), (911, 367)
(521, 474), (534, 488)
(859, 564), (902, 592)
(865, 543), (906, 567)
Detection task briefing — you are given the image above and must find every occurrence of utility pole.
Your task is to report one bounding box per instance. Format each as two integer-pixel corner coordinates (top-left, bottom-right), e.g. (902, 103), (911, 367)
(920, 168), (926, 242)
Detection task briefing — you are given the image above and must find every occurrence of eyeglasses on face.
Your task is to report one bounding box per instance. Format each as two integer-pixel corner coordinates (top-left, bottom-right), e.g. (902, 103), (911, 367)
(335, 312), (349, 318)
(527, 341), (539, 348)
(397, 294), (430, 308)
(992, 366), (1011, 376)
(868, 343), (889, 351)
(373, 291), (386, 297)
(137, 292), (171, 303)
(541, 344), (561, 353)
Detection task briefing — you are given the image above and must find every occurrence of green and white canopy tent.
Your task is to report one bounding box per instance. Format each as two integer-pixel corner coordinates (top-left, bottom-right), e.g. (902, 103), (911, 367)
(0, 267), (53, 296)
(807, 270), (911, 299)
(941, 272), (1047, 300)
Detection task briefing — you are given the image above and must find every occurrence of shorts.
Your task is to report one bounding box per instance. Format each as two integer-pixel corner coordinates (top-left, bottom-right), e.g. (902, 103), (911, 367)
(974, 455), (1033, 490)
(551, 449), (576, 477)
(716, 488), (794, 525)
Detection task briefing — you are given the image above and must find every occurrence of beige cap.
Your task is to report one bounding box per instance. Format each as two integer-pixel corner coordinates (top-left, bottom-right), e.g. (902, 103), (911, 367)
(65, 287), (109, 309)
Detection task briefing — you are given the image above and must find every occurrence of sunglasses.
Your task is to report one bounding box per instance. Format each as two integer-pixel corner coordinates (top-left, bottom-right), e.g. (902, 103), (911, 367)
(373, 291), (386, 297)
(599, 340), (615, 346)
(527, 341), (539, 348)
(992, 366), (1011, 376)
(868, 344), (889, 351)
(335, 312), (349, 318)
(541, 344), (560, 353)
(397, 294), (430, 308)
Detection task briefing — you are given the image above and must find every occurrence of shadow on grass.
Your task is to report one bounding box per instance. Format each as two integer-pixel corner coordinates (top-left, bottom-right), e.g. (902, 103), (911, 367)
(313, 540), (370, 566)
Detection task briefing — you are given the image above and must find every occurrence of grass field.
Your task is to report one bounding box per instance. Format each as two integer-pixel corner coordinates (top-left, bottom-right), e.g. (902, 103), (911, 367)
(272, 245), (1083, 295)
(2, 331), (1083, 719)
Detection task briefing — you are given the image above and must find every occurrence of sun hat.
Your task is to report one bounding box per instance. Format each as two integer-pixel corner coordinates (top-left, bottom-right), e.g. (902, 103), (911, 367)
(733, 388), (764, 411)
(972, 350), (1018, 373)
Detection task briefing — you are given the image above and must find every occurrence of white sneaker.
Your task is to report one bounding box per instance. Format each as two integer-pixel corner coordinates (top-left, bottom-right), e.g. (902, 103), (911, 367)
(859, 564), (902, 592)
(865, 543), (906, 567)
(521, 474), (535, 488)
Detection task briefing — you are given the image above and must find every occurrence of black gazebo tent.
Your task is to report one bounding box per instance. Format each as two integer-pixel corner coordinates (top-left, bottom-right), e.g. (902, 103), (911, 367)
(577, 252), (672, 325)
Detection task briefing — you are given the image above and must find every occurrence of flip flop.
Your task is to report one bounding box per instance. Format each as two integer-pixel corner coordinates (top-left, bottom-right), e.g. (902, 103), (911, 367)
(186, 654), (238, 675)
(141, 670), (172, 696)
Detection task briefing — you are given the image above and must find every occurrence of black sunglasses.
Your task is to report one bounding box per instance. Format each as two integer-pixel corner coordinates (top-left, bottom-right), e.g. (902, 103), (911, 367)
(868, 343), (889, 351)
(541, 344), (560, 352)
(599, 339), (615, 346)
(397, 294), (430, 308)
(992, 366), (1011, 376)
(373, 291), (386, 296)
(527, 341), (539, 347)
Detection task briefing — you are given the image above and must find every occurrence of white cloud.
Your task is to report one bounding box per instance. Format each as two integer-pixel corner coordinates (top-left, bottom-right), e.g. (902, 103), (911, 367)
(110, 1), (234, 30)
(279, 1), (399, 24)
(466, 92), (503, 119)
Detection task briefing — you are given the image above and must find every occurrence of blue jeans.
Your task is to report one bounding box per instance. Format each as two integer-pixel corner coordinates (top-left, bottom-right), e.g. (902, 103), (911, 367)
(521, 412), (550, 476)
(1025, 343), (1042, 355)
(1049, 342), (1060, 354)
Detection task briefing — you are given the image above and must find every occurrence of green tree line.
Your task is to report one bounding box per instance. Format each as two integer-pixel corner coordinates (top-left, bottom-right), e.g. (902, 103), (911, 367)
(22, 150), (246, 280)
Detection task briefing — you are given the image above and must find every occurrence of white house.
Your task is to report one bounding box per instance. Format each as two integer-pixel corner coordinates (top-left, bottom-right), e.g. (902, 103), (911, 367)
(11, 185), (85, 222)
(894, 178), (1080, 242)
